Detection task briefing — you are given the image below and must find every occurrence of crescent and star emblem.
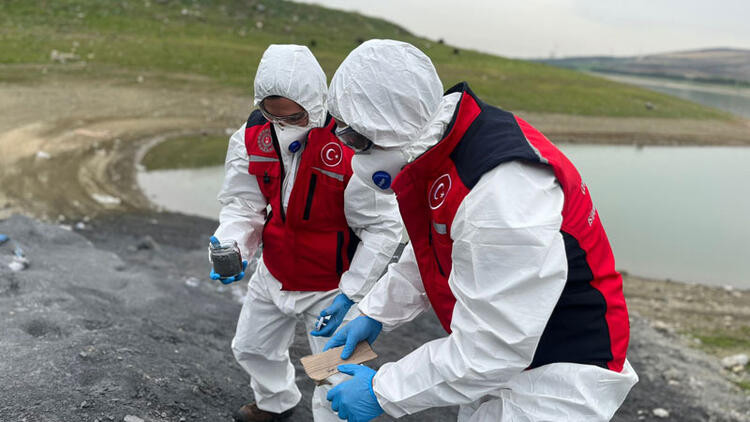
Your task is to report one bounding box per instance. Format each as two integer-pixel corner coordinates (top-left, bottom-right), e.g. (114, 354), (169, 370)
(429, 174), (452, 210)
(321, 142), (343, 167)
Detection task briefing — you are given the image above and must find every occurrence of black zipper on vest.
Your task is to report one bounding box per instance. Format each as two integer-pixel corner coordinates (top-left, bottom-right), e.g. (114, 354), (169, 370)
(428, 229), (446, 277)
(270, 126), (286, 222)
(303, 174), (317, 221)
(336, 231), (344, 276)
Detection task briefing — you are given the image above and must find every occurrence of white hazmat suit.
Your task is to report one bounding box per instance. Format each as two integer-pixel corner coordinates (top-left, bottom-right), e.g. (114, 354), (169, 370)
(214, 45), (402, 421)
(328, 39), (638, 421)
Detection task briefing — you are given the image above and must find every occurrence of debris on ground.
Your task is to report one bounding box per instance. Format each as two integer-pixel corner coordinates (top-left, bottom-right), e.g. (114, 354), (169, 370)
(652, 408), (670, 418)
(721, 353), (749, 370)
(91, 193), (123, 206)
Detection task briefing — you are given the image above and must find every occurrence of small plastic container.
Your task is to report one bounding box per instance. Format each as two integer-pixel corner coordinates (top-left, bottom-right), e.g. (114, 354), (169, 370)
(209, 240), (243, 278)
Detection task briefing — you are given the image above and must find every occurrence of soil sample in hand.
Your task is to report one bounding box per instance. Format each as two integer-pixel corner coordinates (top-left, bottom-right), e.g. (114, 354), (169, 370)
(210, 241), (243, 278)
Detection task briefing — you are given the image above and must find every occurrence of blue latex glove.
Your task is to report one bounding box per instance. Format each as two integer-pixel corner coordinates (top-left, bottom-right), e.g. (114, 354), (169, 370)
(209, 260), (248, 284)
(209, 236), (248, 284)
(310, 293), (354, 337)
(327, 364), (383, 422)
(323, 315), (382, 359)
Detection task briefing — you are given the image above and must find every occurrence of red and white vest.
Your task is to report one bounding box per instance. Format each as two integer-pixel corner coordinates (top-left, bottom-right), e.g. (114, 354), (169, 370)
(244, 111), (359, 291)
(391, 83), (629, 372)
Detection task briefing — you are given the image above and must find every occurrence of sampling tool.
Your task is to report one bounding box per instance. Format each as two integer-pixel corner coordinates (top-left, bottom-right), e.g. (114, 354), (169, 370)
(300, 342), (378, 384)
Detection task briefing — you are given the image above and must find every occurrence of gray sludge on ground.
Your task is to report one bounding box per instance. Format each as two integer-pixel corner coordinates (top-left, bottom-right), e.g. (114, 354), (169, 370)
(0, 214), (748, 422)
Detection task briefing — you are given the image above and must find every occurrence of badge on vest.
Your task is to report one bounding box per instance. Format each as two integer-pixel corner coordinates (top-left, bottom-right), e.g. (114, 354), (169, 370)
(257, 127), (274, 153)
(429, 174), (452, 210)
(321, 142), (343, 167)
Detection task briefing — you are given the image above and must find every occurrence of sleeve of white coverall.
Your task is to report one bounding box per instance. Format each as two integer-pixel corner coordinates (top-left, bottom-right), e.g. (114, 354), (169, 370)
(339, 172), (403, 302)
(212, 123), (268, 259)
(357, 242), (430, 330)
(372, 161), (569, 417)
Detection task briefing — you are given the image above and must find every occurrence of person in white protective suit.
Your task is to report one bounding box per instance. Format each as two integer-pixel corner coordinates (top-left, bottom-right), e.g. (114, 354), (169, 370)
(322, 39), (639, 422)
(210, 44), (402, 422)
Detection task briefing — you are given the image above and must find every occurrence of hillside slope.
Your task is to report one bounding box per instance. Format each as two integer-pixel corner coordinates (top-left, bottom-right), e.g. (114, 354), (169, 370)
(539, 48), (750, 85)
(0, 0), (729, 118)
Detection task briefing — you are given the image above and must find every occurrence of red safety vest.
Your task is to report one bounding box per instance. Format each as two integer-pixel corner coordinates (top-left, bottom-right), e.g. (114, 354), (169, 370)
(244, 111), (359, 291)
(392, 83), (629, 372)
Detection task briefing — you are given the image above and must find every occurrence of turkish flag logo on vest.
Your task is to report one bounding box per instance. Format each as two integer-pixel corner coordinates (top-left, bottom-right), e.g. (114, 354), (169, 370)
(429, 174), (452, 210)
(321, 142), (343, 167)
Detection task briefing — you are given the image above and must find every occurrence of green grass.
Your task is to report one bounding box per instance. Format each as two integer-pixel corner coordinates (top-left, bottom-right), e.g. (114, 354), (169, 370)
(690, 326), (750, 356)
(695, 334), (750, 349)
(142, 134), (228, 170)
(733, 379), (750, 392)
(0, 0), (729, 119)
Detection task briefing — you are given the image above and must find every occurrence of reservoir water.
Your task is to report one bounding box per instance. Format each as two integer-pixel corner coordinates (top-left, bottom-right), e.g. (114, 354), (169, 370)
(592, 72), (750, 118)
(139, 145), (750, 288)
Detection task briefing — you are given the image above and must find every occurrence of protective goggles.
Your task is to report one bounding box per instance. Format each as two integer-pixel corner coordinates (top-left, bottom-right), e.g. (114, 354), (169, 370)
(259, 101), (308, 125)
(334, 121), (374, 152)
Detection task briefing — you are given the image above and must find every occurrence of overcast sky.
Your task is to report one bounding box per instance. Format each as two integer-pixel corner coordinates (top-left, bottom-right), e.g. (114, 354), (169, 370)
(293, 0), (750, 58)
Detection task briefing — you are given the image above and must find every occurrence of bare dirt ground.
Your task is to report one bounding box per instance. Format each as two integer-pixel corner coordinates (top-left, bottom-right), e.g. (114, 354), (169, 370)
(0, 74), (249, 220)
(2, 74), (749, 220)
(1, 75), (749, 421)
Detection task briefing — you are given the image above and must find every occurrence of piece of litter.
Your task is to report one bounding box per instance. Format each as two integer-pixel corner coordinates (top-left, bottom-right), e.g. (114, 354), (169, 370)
(91, 193), (122, 205)
(75, 222), (86, 230)
(8, 256), (29, 272)
(36, 151), (51, 160)
(184, 277), (200, 288)
(0, 234), (9, 245)
(652, 408), (669, 418)
(124, 416), (145, 422)
(721, 354), (749, 369)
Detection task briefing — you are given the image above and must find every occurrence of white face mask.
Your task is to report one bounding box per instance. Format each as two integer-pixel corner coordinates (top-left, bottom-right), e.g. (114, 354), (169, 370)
(274, 122), (312, 153)
(351, 147), (409, 193)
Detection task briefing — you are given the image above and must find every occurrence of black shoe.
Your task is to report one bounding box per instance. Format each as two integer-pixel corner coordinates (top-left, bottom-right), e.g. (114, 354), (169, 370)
(233, 403), (295, 422)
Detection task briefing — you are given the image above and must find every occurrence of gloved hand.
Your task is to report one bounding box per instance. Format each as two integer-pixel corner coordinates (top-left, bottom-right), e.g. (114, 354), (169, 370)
(323, 315), (382, 359)
(327, 364), (383, 422)
(208, 235), (247, 284)
(310, 293), (354, 337)
(209, 260), (248, 284)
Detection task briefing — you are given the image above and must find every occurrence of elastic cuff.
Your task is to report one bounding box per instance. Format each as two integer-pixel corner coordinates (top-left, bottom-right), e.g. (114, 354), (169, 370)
(372, 369), (408, 418)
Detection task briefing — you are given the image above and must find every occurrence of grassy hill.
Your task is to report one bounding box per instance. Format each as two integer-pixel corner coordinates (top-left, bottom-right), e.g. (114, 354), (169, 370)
(0, 0), (728, 119)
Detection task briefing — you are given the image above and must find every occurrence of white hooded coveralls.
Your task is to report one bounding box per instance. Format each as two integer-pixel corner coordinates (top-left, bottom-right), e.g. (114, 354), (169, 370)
(213, 45), (402, 420)
(329, 39), (638, 422)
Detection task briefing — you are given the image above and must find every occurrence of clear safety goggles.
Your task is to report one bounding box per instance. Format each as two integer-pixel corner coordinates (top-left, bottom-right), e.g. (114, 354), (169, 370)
(259, 101), (309, 126)
(333, 120), (374, 153)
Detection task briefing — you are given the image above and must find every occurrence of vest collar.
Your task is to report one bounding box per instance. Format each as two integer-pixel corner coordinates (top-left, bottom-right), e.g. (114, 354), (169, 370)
(392, 82), (483, 194)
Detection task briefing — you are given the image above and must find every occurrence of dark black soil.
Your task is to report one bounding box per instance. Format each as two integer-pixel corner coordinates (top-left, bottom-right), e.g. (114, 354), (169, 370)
(0, 213), (747, 422)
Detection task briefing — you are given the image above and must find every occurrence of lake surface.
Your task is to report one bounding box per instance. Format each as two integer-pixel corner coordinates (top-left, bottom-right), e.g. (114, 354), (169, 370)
(592, 72), (750, 118)
(139, 145), (750, 288)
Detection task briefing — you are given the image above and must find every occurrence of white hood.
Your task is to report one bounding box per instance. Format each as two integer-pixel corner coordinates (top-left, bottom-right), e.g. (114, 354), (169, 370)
(253, 44), (328, 128)
(327, 39), (444, 148)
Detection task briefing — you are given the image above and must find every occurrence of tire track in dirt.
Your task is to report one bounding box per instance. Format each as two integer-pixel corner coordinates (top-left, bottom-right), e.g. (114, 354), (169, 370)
(0, 76), (249, 220)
